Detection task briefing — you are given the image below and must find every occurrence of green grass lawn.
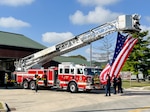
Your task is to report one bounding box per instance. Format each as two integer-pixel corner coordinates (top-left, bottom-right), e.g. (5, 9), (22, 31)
(0, 102), (4, 109)
(122, 80), (150, 89)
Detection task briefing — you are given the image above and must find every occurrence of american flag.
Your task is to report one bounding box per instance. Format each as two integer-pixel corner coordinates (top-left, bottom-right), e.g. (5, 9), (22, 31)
(100, 32), (138, 84)
(109, 37), (138, 78)
(110, 33), (127, 66)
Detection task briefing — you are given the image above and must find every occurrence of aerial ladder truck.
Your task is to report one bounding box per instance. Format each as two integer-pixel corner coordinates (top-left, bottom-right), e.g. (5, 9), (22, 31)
(12, 14), (141, 93)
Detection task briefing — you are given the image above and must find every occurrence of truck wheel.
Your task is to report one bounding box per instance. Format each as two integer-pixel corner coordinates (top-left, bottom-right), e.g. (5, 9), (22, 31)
(22, 80), (29, 89)
(29, 81), (36, 90)
(69, 82), (78, 93)
(86, 89), (91, 93)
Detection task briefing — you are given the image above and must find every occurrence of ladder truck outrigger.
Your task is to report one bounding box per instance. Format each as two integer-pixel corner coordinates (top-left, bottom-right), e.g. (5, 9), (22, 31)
(12, 14), (141, 93)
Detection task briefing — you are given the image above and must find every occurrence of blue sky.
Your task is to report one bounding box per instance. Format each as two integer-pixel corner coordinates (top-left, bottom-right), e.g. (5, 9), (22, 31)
(0, 0), (149, 61)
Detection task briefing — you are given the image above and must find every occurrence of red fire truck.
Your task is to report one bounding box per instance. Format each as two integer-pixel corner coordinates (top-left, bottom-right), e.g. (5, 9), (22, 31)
(12, 14), (140, 92)
(13, 62), (101, 93)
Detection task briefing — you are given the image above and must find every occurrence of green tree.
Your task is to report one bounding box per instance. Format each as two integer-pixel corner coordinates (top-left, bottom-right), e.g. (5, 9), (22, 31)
(122, 31), (150, 81)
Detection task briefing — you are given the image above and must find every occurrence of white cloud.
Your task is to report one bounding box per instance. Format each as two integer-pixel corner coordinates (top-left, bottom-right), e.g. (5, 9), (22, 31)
(85, 47), (90, 54)
(0, 0), (35, 7)
(77, 0), (120, 6)
(141, 25), (150, 31)
(70, 0), (121, 25)
(42, 32), (74, 45)
(69, 7), (121, 25)
(0, 17), (30, 29)
(141, 25), (150, 35)
(85, 47), (109, 62)
(142, 16), (150, 35)
(145, 16), (150, 23)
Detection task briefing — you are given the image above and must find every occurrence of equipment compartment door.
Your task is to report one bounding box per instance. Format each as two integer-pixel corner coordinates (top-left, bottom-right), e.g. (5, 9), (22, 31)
(48, 70), (54, 85)
(17, 75), (23, 83)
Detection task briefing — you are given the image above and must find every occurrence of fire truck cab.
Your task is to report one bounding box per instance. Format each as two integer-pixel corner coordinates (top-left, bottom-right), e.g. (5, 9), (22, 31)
(57, 62), (101, 92)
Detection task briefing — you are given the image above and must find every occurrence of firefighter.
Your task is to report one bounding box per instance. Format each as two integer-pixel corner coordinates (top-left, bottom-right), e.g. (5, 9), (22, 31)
(93, 73), (100, 88)
(35, 74), (40, 92)
(113, 76), (117, 94)
(105, 74), (111, 96)
(4, 73), (8, 89)
(117, 75), (123, 93)
(43, 71), (47, 87)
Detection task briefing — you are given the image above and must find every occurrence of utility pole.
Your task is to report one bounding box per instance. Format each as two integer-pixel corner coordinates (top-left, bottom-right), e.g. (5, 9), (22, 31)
(90, 43), (92, 66)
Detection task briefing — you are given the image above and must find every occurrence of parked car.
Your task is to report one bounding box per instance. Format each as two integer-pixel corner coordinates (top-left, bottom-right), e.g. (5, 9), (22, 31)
(131, 74), (144, 80)
(147, 75), (150, 81)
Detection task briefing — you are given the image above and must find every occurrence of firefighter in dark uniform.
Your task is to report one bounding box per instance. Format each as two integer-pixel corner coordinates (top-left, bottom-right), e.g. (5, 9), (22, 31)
(105, 74), (111, 96)
(4, 73), (8, 89)
(117, 75), (123, 93)
(35, 74), (40, 92)
(43, 71), (47, 87)
(113, 76), (117, 94)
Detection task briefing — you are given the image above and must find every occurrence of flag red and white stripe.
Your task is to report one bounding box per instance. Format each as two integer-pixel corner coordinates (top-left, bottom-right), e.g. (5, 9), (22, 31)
(99, 64), (110, 85)
(100, 35), (138, 85)
(109, 37), (138, 78)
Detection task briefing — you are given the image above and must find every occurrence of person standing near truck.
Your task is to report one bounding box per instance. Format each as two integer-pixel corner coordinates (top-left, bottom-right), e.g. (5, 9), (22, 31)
(35, 74), (40, 92)
(43, 71), (47, 87)
(4, 73), (9, 89)
(105, 74), (111, 96)
(113, 76), (117, 94)
(93, 73), (100, 89)
(117, 75), (123, 93)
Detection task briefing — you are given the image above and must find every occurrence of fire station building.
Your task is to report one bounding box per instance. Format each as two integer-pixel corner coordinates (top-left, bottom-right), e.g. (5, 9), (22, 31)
(0, 31), (92, 85)
(0, 31), (47, 85)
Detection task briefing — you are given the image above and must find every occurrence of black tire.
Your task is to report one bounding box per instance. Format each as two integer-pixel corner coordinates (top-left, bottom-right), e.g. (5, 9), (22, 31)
(86, 89), (91, 93)
(22, 80), (29, 89)
(69, 82), (78, 93)
(29, 81), (36, 90)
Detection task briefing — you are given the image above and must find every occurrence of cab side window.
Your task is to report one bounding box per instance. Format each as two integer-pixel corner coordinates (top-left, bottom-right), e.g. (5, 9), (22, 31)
(60, 68), (63, 74)
(71, 69), (74, 74)
(64, 68), (69, 74)
(77, 68), (83, 74)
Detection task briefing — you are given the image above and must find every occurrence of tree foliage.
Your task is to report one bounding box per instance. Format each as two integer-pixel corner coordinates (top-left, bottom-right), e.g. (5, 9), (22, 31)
(122, 31), (150, 78)
(69, 55), (87, 60)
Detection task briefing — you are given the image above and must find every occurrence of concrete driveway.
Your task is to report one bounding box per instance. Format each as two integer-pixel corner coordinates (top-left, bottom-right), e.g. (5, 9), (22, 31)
(0, 87), (150, 112)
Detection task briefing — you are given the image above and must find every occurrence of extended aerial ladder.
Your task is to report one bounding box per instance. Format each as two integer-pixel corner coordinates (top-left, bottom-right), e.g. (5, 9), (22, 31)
(15, 14), (141, 71)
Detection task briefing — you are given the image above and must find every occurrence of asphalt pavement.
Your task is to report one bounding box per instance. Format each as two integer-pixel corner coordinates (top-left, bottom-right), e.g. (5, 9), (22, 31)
(0, 86), (150, 112)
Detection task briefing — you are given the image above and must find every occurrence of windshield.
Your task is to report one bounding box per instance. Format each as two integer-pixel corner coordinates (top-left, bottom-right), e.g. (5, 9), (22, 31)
(84, 68), (102, 76)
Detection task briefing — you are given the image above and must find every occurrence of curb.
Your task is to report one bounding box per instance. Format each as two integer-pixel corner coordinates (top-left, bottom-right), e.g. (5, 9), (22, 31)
(0, 102), (8, 112)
